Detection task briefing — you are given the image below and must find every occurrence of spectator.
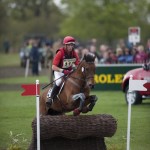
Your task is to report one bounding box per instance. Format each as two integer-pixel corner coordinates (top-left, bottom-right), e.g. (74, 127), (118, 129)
(44, 42), (54, 68)
(19, 41), (32, 68)
(98, 44), (108, 62)
(81, 48), (89, 58)
(30, 39), (40, 76)
(108, 48), (117, 64)
(116, 47), (125, 63)
(3, 39), (10, 54)
(74, 46), (83, 59)
(99, 51), (111, 64)
(134, 45), (148, 63)
(146, 39), (150, 59)
(124, 47), (134, 63)
(89, 45), (99, 64)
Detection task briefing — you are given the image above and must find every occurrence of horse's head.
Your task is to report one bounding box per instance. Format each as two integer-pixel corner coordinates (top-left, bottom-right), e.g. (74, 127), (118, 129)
(78, 52), (96, 89)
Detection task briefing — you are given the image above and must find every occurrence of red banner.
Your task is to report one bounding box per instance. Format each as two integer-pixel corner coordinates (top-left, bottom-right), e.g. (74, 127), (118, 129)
(21, 84), (40, 96)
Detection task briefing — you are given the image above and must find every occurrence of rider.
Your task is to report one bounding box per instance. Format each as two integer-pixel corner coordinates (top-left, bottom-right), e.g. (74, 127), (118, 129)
(46, 36), (80, 107)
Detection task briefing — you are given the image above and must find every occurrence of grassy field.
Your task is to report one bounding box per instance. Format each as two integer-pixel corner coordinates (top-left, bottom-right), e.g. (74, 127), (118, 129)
(0, 53), (20, 67)
(0, 90), (150, 150)
(0, 53), (150, 150)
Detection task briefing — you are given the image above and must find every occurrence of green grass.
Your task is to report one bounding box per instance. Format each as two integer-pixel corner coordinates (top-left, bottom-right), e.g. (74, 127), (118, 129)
(0, 53), (20, 67)
(0, 91), (35, 149)
(0, 90), (149, 150)
(0, 54), (150, 149)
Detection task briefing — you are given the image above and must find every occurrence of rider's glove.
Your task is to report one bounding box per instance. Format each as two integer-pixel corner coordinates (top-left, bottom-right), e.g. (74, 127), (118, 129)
(63, 69), (72, 75)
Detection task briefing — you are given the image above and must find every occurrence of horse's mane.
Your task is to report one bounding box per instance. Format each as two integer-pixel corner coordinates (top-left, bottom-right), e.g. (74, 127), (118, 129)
(70, 52), (95, 75)
(82, 52), (96, 63)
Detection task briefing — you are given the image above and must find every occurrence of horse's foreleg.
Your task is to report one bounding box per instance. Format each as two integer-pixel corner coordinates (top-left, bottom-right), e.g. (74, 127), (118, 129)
(81, 107), (89, 113)
(87, 95), (98, 111)
(72, 93), (85, 116)
(81, 95), (98, 113)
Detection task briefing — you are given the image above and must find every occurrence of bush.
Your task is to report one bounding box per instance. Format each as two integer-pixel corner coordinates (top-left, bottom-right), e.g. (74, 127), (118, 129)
(7, 131), (29, 150)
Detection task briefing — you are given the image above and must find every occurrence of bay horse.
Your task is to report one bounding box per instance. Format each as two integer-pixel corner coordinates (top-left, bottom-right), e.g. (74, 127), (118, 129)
(40, 52), (98, 116)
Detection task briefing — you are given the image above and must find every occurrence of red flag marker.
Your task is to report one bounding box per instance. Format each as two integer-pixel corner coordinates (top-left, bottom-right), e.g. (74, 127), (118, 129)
(21, 84), (40, 96)
(143, 82), (150, 91)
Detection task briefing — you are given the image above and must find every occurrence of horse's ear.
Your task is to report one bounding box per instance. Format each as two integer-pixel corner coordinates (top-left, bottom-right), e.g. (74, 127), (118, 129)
(83, 52), (96, 62)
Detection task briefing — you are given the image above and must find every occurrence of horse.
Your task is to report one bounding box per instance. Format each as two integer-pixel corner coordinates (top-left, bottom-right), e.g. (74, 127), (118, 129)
(40, 52), (98, 116)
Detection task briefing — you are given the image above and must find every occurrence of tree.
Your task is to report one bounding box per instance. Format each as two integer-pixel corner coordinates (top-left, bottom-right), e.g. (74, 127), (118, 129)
(60, 0), (150, 44)
(0, 2), (9, 38)
(0, 0), (64, 48)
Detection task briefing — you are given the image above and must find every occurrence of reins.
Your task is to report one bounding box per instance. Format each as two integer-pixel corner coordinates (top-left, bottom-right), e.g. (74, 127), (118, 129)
(42, 75), (66, 89)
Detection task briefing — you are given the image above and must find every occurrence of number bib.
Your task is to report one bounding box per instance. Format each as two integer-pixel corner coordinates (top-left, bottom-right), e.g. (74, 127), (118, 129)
(62, 58), (76, 68)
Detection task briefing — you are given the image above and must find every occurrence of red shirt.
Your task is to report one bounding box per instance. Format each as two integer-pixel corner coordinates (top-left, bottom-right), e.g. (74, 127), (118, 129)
(53, 48), (80, 69)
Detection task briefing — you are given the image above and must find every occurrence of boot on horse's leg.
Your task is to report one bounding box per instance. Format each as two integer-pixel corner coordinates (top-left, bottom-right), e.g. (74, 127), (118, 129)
(46, 84), (60, 107)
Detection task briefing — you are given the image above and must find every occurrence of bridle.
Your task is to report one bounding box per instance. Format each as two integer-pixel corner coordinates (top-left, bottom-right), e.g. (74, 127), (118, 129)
(67, 61), (95, 87)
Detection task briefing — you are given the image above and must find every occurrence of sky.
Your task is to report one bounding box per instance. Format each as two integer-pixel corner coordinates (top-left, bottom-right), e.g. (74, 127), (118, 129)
(53, 0), (61, 7)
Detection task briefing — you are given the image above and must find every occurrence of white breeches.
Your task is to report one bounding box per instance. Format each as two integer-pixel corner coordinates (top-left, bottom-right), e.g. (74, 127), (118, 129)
(54, 71), (64, 86)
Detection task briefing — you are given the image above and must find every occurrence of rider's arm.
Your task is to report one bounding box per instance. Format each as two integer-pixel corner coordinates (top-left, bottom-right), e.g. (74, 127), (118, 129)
(52, 65), (63, 72)
(52, 51), (63, 72)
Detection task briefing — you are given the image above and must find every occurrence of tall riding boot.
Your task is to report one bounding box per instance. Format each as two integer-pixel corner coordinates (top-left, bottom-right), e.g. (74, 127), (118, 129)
(46, 84), (60, 107)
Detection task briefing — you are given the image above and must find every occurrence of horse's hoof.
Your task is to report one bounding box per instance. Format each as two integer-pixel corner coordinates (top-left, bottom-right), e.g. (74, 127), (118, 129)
(73, 109), (80, 116)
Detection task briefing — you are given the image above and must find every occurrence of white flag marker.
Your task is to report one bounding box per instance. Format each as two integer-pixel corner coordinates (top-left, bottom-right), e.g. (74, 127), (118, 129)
(129, 79), (147, 91)
(127, 75), (148, 150)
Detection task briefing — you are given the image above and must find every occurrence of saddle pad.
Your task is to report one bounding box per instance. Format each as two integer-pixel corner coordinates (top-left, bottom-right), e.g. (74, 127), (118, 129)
(47, 88), (52, 98)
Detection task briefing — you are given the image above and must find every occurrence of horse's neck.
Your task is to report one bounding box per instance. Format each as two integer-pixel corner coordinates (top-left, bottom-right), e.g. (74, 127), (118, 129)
(71, 66), (84, 79)
(67, 66), (85, 87)
(70, 71), (82, 80)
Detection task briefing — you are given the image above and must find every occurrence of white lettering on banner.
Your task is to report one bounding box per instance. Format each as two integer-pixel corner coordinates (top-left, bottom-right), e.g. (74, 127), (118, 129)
(62, 58), (76, 68)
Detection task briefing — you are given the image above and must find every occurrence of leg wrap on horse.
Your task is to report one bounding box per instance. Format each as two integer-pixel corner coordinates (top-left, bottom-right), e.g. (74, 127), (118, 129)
(72, 93), (85, 101)
(72, 93), (85, 111)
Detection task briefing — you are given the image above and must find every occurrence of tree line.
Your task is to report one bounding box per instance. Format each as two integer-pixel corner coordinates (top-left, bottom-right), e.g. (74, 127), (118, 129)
(0, 0), (150, 51)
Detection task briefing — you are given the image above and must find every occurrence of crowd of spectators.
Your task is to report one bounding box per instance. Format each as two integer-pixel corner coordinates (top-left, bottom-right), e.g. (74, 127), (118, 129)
(74, 38), (150, 64)
(19, 37), (150, 73)
(19, 38), (53, 68)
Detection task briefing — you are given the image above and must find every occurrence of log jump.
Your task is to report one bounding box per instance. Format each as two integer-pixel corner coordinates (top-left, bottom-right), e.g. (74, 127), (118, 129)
(29, 114), (117, 150)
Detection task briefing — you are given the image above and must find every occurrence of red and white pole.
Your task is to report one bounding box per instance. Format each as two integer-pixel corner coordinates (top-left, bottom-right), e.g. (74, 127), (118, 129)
(36, 80), (40, 150)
